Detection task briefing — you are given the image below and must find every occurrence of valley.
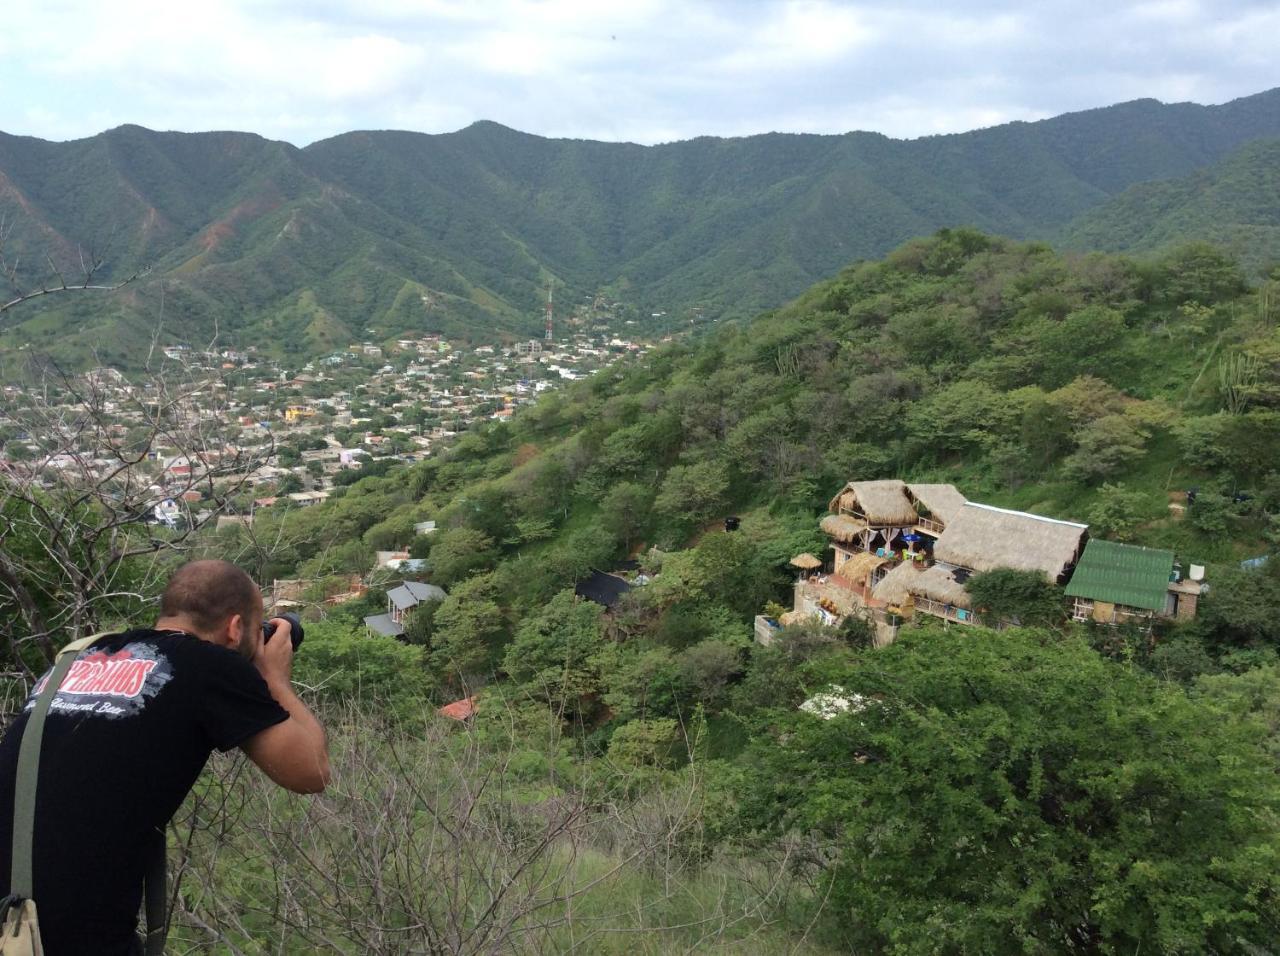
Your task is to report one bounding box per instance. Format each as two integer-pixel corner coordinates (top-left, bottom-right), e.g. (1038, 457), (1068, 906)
(3, 87), (1280, 951)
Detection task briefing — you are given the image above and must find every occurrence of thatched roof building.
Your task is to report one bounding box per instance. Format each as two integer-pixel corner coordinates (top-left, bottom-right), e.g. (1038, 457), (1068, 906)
(827, 480), (918, 526)
(820, 514), (868, 542)
(872, 562), (972, 608)
(841, 551), (888, 585)
(905, 483), (967, 526)
(933, 503), (1087, 581)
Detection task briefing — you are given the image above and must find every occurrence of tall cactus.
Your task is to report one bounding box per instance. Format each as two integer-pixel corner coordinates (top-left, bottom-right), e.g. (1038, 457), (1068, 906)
(1219, 350), (1260, 414)
(1260, 280), (1278, 326)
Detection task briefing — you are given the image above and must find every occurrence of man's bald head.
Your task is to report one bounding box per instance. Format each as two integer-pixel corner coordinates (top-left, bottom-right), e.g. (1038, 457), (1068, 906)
(159, 560), (262, 639)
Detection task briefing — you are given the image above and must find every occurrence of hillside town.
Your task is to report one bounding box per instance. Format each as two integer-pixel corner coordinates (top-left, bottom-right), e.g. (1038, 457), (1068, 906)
(0, 328), (659, 530)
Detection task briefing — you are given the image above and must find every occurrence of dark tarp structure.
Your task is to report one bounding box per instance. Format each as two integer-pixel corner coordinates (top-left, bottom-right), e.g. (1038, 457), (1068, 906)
(575, 570), (632, 609)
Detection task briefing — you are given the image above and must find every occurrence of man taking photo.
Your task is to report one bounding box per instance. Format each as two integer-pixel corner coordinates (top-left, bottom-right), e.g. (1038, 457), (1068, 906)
(0, 559), (330, 955)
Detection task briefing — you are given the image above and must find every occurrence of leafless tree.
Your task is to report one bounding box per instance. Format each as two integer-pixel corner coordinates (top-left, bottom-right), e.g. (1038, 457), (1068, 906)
(0, 213), (149, 317)
(0, 357), (274, 676)
(164, 698), (816, 955)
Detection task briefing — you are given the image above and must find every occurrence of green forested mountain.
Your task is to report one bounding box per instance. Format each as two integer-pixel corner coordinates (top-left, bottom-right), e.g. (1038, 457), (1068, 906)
(1059, 137), (1280, 274)
(3, 88), (1280, 366)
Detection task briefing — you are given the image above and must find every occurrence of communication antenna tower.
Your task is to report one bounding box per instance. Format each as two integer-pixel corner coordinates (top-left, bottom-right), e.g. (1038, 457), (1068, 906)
(544, 282), (554, 342)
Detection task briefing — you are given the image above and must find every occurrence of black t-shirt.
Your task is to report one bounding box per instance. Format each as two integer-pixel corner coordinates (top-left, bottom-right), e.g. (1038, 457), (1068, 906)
(0, 629), (289, 956)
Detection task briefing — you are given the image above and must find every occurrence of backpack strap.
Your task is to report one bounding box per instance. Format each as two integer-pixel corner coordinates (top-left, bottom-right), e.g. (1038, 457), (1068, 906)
(9, 632), (170, 953)
(9, 632), (110, 899)
(143, 825), (167, 956)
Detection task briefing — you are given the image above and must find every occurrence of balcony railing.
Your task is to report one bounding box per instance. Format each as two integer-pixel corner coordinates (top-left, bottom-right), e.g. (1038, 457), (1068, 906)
(1070, 597), (1154, 627)
(913, 595), (980, 626)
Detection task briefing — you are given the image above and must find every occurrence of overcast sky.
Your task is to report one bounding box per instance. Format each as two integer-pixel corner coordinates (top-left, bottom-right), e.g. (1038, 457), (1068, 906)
(2, 0), (1276, 146)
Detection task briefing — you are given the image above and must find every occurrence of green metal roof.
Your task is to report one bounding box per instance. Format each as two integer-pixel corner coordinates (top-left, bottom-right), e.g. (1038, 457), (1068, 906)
(1065, 539), (1174, 611)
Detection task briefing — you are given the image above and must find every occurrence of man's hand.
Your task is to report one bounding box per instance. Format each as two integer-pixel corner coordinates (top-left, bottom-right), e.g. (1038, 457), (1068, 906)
(243, 616), (330, 794)
(256, 617), (295, 685)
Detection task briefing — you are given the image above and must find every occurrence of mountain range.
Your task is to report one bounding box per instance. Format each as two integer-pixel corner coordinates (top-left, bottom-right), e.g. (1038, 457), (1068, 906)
(2, 88), (1279, 367)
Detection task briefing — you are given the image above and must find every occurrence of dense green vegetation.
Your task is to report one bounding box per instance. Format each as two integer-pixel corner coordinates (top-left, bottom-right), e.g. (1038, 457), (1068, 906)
(168, 231), (1280, 948)
(164, 621), (1278, 952)
(3, 87), (1280, 367)
(731, 628), (1279, 952)
(1060, 138), (1280, 275)
(9, 230), (1280, 949)
(236, 229), (1280, 596)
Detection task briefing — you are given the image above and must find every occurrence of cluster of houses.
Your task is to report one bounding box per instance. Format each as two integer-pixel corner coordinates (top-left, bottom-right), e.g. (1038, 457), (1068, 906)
(238, 331), (658, 489)
(761, 479), (1205, 646)
(0, 325), (664, 532)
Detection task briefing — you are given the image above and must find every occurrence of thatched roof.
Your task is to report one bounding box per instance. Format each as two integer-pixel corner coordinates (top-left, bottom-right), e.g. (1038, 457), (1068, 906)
(905, 483), (967, 526)
(912, 565), (973, 607)
(826, 480), (917, 526)
(790, 553), (823, 570)
(872, 562), (972, 608)
(820, 514), (868, 543)
(870, 562), (913, 606)
(933, 503), (1087, 579)
(841, 551), (888, 584)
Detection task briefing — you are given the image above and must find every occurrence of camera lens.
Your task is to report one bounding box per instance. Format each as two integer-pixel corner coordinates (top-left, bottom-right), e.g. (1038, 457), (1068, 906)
(263, 612), (304, 651)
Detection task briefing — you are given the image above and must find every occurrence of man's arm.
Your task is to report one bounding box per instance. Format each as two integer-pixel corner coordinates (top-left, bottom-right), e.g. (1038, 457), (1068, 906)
(241, 619), (330, 794)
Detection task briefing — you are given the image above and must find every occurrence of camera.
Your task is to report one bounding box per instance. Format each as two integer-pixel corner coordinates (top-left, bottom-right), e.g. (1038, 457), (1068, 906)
(263, 612), (305, 651)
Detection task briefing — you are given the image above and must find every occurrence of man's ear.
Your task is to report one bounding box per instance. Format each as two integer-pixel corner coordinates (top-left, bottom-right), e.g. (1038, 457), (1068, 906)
(224, 613), (245, 651)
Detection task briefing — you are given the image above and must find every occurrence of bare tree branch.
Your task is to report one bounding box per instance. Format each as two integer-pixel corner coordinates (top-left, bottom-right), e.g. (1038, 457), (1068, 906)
(0, 214), (151, 317)
(0, 355), (274, 677)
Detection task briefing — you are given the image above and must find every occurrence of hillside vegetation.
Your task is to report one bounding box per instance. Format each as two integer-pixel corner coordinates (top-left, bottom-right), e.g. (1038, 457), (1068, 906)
(1060, 137), (1280, 274)
(6, 230), (1280, 950)
(151, 231), (1280, 948)
(239, 229), (1280, 595)
(2, 88), (1280, 366)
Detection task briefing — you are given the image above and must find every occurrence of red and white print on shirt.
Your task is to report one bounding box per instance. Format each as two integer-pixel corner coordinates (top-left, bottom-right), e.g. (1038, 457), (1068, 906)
(27, 644), (174, 719)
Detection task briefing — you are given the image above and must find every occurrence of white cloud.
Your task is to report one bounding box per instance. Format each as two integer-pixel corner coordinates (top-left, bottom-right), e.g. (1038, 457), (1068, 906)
(712, 1), (878, 71)
(0, 0), (1275, 145)
(1129, 0), (1201, 21)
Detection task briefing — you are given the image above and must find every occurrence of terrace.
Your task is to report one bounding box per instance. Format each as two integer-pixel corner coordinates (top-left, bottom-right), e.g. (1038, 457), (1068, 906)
(792, 573), (867, 622)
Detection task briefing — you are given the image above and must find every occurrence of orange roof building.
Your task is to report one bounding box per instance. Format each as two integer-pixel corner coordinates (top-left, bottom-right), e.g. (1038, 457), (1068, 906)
(437, 696), (478, 722)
